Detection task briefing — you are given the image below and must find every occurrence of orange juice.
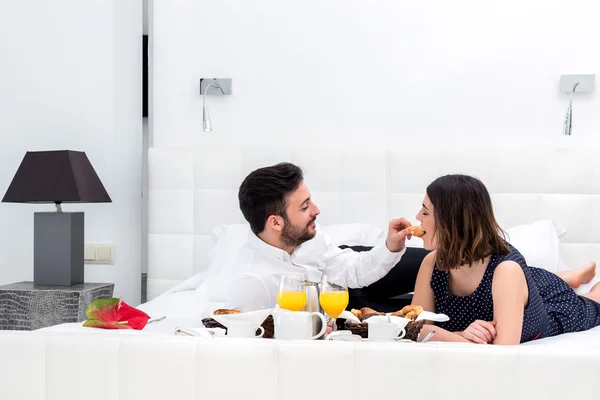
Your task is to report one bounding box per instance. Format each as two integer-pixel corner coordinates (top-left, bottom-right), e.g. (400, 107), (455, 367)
(319, 291), (349, 318)
(277, 290), (307, 311)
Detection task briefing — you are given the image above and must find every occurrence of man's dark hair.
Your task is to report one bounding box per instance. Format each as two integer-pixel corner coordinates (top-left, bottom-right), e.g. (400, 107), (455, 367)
(238, 162), (304, 234)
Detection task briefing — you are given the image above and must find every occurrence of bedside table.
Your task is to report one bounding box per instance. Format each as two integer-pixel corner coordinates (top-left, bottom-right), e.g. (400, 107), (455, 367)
(0, 281), (114, 331)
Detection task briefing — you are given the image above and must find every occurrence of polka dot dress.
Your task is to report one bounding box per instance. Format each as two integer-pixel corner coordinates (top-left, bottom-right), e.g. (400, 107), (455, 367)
(430, 243), (600, 343)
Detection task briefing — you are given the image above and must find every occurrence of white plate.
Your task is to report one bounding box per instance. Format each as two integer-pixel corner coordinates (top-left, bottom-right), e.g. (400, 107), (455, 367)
(211, 308), (273, 328)
(326, 331), (362, 342)
(341, 310), (449, 323)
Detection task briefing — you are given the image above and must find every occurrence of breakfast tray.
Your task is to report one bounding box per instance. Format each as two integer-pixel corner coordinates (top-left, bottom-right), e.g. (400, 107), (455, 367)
(202, 315), (275, 338)
(344, 319), (426, 341)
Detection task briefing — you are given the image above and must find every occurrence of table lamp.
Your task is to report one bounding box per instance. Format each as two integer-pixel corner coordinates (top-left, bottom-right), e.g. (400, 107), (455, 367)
(2, 150), (112, 286)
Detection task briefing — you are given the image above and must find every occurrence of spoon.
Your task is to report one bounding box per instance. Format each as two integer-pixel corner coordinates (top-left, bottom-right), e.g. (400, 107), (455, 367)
(419, 330), (435, 343)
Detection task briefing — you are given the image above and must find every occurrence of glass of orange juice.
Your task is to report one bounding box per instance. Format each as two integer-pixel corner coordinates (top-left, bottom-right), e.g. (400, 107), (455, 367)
(319, 274), (349, 332)
(277, 275), (307, 311)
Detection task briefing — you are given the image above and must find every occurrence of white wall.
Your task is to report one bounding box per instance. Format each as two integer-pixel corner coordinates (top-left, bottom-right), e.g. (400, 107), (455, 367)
(151, 0), (599, 149)
(0, 0), (143, 304)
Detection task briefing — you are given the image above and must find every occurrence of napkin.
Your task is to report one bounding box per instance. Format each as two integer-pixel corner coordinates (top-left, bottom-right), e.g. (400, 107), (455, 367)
(414, 311), (449, 322)
(365, 315), (411, 330)
(338, 310), (361, 323)
(326, 331), (362, 342)
(211, 308), (273, 328)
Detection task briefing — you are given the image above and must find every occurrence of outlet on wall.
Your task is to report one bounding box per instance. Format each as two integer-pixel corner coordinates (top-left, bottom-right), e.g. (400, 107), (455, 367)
(84, 243), (115, 265)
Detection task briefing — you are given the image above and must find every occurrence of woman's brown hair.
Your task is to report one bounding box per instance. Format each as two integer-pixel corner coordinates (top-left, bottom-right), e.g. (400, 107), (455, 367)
(427, 174), (510, 271)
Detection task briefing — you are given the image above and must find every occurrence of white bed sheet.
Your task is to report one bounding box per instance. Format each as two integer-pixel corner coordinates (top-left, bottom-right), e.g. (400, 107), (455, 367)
(520, 325), (600, 347)
(136, 289), (217, 319)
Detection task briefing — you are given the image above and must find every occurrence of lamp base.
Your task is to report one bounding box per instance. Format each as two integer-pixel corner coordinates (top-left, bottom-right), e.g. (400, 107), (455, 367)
(34, 212), (84, 286)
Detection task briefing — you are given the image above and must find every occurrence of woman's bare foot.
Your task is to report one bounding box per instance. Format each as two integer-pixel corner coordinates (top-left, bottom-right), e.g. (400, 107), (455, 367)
(557, 262), (596, 289)
(578, 262), (597, 285)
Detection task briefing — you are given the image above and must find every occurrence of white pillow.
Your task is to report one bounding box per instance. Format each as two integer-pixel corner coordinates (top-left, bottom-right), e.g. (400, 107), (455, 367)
(202, 223), (385, 302)
(504, 220), (568, 273)
(210, 224), (251, 263)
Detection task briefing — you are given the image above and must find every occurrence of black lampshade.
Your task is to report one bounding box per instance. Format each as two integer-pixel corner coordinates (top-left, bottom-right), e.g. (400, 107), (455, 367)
(2, 150), (111, 204)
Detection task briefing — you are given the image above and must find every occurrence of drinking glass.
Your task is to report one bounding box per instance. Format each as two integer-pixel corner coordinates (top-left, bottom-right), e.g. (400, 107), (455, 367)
(319, 274), (349, 332)
(277, 275), (307, 311)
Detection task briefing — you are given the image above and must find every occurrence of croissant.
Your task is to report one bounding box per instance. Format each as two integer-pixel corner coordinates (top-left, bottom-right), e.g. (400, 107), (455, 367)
(407, 226), (426, 237)
(213, 309), (241, 315)
(394, 305), (424, 320)
(351, 309), (363, 319)
(360, 307), (385, 321)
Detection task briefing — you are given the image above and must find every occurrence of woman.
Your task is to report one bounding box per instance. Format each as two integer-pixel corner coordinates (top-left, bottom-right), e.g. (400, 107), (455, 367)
(411, 174), (600, 345)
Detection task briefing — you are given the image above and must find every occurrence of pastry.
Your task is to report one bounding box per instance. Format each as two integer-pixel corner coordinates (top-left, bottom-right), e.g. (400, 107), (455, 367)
(404, 310), (420, 320)
(351, 308), (363, 319)
(359, 307), (378, 315)
(213, 309), (241, 315)
(360, 307), (385, 321)
(407, 226), (426, 237)
(399, 305), (423, 315)
(393, 305), (423, 320)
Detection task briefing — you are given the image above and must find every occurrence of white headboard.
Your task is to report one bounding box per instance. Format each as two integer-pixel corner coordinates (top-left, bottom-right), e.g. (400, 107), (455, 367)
(147, 145), (600, 301)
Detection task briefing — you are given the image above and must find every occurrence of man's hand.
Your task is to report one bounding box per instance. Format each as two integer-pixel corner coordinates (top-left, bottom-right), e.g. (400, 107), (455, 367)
(385, 217), (412, 253)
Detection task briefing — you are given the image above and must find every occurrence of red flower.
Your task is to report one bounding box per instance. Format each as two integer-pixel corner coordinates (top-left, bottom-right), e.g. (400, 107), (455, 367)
(83, 298), (150, 330)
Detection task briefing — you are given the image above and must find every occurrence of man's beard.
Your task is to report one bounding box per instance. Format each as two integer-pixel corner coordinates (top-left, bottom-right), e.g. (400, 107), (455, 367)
(280, 216), (316, 248)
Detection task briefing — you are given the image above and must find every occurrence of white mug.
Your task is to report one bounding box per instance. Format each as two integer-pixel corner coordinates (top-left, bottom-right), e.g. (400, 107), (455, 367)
(227, 320), (265, 338)
(274, 310), (327, 340)
(368, 322), (406, 341)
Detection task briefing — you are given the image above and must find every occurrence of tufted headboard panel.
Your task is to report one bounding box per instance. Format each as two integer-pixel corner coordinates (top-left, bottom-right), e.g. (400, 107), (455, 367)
(147, 145), (600, 300)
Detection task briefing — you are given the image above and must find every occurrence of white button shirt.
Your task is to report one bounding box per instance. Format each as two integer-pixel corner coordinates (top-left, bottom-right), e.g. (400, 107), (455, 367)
(225, 225), (406, 312)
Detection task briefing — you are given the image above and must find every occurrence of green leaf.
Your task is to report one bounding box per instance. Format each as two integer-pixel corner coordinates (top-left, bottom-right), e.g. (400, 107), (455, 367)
(85, 297), (120, 321)
(82, 319), (132, 329)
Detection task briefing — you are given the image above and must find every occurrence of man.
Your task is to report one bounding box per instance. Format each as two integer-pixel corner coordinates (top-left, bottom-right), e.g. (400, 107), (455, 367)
(224, 162), (415, 312)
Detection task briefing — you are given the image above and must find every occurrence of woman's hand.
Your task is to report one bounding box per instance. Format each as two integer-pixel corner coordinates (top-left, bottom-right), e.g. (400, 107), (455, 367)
(460, 320), (496, 344)
(325, 320), (334, 335)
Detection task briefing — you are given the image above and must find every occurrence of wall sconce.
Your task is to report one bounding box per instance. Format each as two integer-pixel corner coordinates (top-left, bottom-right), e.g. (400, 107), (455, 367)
(560, 74), (595, 136)
(200, 78), (232, 132)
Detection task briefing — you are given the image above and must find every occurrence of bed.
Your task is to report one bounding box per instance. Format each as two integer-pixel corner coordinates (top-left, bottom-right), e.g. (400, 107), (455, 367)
(2, 144), (600, 400)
